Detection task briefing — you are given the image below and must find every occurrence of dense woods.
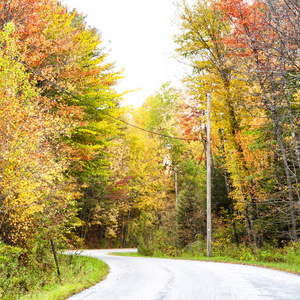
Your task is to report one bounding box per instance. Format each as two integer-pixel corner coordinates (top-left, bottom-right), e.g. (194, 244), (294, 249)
(174, 0), (300, 246)
(0, 0), (300, 298)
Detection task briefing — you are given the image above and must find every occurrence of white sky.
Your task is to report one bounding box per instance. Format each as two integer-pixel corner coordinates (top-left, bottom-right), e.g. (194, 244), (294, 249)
(63, 0), (189, 107)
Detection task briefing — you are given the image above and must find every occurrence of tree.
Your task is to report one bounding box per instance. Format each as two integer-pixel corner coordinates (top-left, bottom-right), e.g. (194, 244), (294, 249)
(175, 0), (256, 245)
(0, 0), (125, 246)
(0, 0), (124, 248)
(0, 23), (79, 247)
(217, 0), (300, 242)
(177, 160), (206, 246)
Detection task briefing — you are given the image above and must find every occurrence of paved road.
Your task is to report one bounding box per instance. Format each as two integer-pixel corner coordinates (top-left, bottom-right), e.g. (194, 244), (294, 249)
(68, 249), (300, 300)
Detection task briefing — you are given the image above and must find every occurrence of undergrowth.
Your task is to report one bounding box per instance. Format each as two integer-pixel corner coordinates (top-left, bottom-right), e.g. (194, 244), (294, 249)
(0, 241), (109, 300)
(128, 237), (300, 274)
(127, 212), (300, 274)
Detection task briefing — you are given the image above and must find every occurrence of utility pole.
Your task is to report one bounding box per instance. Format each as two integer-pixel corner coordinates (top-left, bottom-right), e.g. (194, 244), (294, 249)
(207, 92), (212, 257)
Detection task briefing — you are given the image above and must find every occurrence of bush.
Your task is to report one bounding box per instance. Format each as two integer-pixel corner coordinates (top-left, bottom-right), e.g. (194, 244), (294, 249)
(284, 242), (300, 264)
(182, 237), (206, 257)
(0, 239), (60, 300)
(151, 212), (181, 257)
(128, 212), (182, 257)
(128, 212), (158, 256)
(0, 242), (25, 299)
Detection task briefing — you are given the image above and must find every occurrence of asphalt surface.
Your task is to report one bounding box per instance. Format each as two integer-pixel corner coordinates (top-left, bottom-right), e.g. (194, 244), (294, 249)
(67, 249), (300, 300)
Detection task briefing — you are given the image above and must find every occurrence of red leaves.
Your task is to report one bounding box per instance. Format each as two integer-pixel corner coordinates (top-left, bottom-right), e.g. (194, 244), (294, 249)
(215, 0), (271, 58)
(177, 94), (204, 140)
(106, 177), (133, 203)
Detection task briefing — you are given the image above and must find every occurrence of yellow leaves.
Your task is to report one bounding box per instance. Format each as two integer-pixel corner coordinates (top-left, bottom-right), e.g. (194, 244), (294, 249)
(294, 90), (300, 104)
(0, 30), (79, 247)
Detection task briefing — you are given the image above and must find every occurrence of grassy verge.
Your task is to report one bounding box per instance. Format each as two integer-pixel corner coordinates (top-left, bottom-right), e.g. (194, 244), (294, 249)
(18, 253), (109, 300)
(110, 251), (300, 275)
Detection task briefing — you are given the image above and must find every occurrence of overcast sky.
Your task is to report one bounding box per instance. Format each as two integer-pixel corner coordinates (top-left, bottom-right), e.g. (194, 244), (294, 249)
(63, 0), (189, 107)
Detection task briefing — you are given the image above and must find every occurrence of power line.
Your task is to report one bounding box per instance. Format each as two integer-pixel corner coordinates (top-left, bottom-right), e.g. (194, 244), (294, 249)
(0, 46), (196, 142)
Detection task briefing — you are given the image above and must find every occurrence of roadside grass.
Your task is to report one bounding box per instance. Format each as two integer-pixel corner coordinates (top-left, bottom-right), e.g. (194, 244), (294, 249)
(18, 253), (109, 300)
(110, 252), (143, 258)
(110, 251), (300, 275)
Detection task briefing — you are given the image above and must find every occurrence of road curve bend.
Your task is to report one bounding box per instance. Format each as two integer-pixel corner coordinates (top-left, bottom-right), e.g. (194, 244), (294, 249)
(67, 249), (300, 300)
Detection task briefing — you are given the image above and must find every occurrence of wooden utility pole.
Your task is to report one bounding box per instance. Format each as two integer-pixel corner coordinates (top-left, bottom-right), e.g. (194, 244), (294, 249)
(207, 92), (212, 257)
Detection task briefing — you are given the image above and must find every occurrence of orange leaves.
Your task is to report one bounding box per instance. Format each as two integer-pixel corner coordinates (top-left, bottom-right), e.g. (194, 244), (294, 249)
(215, 0), (277, 62)
(177, 94), (204, 140)
(0, 28), (80, 246)
(0, 0), (127, 250)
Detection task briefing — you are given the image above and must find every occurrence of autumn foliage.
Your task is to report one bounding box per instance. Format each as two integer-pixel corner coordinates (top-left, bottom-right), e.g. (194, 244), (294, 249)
(1, 1), (300, 286)
(0, 0), (123, 253)
(174, 0), (300, 247)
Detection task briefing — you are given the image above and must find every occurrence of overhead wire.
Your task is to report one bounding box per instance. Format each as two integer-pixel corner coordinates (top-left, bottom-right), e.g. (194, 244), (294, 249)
(1, 46), (277, 140)
(0, 46), (197, 142)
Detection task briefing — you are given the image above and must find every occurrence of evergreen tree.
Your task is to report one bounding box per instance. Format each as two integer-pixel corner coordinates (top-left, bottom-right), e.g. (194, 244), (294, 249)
(177, 160), (206, 246)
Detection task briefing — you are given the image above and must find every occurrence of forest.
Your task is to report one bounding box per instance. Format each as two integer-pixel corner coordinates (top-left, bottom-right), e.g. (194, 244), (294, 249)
(0, 0), (300, 298)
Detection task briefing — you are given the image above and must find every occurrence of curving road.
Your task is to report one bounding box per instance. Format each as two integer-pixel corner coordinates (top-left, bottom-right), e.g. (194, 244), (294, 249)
(68, 249), (300, 300)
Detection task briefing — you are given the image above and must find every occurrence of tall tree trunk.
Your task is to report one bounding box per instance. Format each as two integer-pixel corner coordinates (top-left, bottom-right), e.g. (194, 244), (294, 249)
(218, 126), (239, 246)
(272, 107), (299, 242)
